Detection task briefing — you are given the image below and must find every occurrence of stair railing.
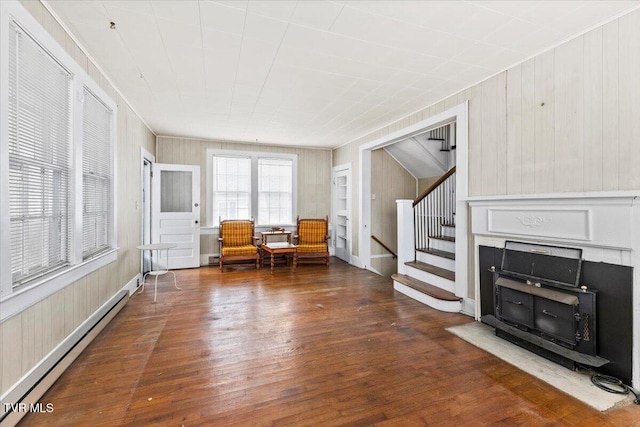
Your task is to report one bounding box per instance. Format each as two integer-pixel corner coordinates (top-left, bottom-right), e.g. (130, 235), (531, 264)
(371, 235), (397, 259)
(413, 166), (456, 251)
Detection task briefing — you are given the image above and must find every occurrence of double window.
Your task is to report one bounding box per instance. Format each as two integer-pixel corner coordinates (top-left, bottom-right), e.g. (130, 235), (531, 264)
(1, 7), (116, 297)
(208, 150), (296, 226)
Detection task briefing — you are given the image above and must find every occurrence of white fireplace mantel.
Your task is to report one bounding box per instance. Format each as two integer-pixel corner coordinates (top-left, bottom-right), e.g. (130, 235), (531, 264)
(468, 191), (640, 389)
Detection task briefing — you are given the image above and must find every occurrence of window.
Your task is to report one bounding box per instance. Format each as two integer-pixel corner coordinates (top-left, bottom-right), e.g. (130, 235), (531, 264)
(258, 158), (293, 225)
(8, 22), (73, 286)
(208, 150), (296, 226)
(82, 89), (113, 259)
(212, 156), (251, 221)
(0, 2), (117, 303)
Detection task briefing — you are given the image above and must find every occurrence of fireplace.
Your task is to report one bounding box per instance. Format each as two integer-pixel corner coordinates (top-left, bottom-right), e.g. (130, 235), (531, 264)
(481, 241), (607, 370)
(469, 194), (639, 388)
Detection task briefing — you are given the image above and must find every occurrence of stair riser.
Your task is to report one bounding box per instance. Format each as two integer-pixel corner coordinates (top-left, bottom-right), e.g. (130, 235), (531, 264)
(429, 238), (455, 253)
(441, 225), (455, 238)
(416, 251), (455, 270)
(405, 265), (455, 293)
(393, 282), (461, 313)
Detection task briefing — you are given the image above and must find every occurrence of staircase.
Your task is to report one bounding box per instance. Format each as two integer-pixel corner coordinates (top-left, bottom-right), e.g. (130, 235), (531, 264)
(393, 166), (461, 312)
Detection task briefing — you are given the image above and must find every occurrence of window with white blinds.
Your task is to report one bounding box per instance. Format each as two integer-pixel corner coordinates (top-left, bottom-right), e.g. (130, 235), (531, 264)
(1, 7), (118, 297)
(8, 22), (72, 286)
(258, 158), (293, 225)
(208, 150), (296, 226)
(212, 155), (251, 221)
(82, 89), (113, 259)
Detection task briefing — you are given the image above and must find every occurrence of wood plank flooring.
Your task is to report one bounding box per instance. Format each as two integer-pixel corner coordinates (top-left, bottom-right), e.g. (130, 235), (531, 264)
(19, 259), (640, 426)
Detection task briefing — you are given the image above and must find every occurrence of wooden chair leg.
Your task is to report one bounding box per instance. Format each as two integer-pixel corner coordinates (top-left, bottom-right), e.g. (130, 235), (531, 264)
(220, 259), (223, 272)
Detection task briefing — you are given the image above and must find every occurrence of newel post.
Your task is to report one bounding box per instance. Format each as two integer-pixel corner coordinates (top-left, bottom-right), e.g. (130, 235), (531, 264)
(396, 199), (414, 275)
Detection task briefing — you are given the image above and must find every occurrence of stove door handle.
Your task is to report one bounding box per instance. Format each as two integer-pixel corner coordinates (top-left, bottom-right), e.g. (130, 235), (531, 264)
(542, 309), (558, 318)
(505, 299), (522, 305)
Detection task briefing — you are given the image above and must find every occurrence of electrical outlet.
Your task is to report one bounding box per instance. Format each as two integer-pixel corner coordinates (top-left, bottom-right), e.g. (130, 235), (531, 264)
(372, 193), (376, 200)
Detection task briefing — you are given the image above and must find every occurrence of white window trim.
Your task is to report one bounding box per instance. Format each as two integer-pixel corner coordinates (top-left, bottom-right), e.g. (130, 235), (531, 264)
(206, 148), (297, 228)
(0, 1), (118, 314)
(79, 86), (116, 260)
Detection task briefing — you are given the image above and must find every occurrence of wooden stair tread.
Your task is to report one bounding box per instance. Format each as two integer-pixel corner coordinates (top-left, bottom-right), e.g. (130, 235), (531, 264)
(416, 248), (455, 260)
(429, 235), (455, 242)
(392, 274), (461, 302)
(405, 261), (455, 281)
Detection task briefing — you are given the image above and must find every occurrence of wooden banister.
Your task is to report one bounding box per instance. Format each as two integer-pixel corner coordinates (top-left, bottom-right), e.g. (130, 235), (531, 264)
(371, 235), (397, 259)
(413, 166), (456, 207)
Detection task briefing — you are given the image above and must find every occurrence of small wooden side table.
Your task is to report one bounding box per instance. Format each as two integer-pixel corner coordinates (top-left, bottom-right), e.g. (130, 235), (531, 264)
(261, 230), (292, 244)
(261, 242), (297, 274)
(260, 230), (292, 267)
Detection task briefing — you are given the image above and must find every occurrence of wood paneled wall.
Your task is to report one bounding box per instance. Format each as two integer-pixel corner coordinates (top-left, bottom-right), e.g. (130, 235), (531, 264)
(370, 149), (416, 277)
(156, 137), (332, 256)
(1, 1), (155, 396)
(334, 9), (640, 259)
(418, 176), (440, 194)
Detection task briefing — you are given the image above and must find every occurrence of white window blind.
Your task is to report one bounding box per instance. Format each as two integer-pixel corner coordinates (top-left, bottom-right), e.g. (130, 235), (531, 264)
(212, 156), (251, 221)
(82, 89), (113, 259)
(8, 22), (72, 286)
(258, 158), (293, 225)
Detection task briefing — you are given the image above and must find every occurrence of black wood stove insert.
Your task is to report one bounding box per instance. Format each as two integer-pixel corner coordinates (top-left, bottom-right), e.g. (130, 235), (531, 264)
(481, 241), (609, 370)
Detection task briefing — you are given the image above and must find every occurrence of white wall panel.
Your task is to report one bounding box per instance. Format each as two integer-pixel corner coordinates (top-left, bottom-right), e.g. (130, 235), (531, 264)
(618, 10), (640, 190)
(583, 28), (604, 192)
(554, 37), (584, 193)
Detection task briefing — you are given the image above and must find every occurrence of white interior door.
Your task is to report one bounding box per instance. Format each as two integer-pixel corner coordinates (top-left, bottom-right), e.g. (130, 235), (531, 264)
(332, 165), (351, 263)
(152, 163), (200, 269)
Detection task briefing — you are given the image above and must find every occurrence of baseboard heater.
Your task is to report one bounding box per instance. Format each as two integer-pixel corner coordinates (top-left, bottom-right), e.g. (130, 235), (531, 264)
(0, 289), (129, 427)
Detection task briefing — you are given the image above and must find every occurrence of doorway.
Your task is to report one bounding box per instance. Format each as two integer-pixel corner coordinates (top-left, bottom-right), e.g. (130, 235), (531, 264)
(359, 102), (469, 302)
(332, 164), (351, 263)
(141, 149), (154, 276)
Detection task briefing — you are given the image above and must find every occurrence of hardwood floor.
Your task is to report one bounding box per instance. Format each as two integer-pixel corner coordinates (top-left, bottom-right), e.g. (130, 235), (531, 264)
(20, 259), (640, 426)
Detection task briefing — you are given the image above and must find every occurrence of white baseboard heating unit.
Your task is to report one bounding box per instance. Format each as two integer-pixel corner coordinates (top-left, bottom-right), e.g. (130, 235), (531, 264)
(0, 289), (129, 427)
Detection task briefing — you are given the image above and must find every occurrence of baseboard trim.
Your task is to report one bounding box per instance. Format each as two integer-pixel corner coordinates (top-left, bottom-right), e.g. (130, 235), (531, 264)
(124, 273), (141, 294)
(0, 283), (131, 426)
(460, 297), (476, 317)
(350, 255), (363, 269)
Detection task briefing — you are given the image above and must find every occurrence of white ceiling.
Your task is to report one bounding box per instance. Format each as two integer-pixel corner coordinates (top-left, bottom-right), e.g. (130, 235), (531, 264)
(45, 0), (639, 149)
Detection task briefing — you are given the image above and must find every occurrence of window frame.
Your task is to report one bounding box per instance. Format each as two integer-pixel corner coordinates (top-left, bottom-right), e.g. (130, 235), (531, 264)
(0, 1), (118, 320)
(206, 149), (297, 228)
(81, 87), (115, 260)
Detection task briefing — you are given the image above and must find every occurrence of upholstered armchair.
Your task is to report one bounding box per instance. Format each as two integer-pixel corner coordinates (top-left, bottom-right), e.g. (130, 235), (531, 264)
(293, 216), (330, 266)
(218, 218), (260, 272)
